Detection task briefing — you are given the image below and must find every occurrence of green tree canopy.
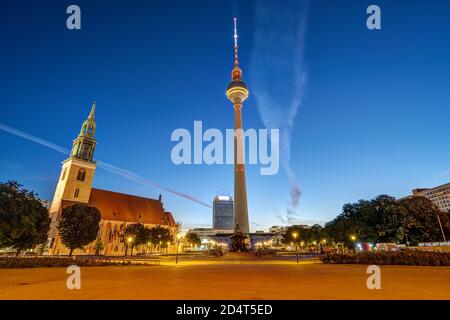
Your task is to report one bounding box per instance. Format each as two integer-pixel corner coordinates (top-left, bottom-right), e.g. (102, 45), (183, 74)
(399, 196), (450, 244)
(119, 223), (150, 256)
(185, 232), (201, 246)
(324, 194), (450, 246)
(282, 224), (324, 245)
(0, 181), (51, 256)
(148, 225), (173, 249)
(57, 204), (101, 256)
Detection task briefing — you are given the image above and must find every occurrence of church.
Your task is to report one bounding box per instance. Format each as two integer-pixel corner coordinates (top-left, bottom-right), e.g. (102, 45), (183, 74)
(48, 102), (177, 256)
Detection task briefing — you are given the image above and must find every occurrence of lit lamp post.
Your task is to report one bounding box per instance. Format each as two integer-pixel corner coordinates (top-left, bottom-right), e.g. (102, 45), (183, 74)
(350, 235), (356, 253)
(127, 236), (134, 257)
(292, 232), (299, 263)
(437, 214), (447, 242)
(320, 239), (326, 254)
(176, 234), (182, 264)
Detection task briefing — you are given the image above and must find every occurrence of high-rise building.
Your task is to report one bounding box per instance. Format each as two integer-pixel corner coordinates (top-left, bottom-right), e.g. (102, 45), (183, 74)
(408, 182), (450, 212)
(213, 196), (234, 230)
(226, 17), (250, 233)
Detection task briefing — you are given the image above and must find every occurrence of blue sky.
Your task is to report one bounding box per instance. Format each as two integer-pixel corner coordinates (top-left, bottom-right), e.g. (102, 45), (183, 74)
(1, 0), (450, 231)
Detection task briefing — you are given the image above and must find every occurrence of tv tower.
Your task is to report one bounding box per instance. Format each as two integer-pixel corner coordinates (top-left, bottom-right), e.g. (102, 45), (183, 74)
(226, 17), (250, 233)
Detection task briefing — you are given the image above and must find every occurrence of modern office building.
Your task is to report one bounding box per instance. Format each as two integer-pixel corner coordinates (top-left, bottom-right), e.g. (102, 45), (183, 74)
(408, 182), (450, 212)
(213, 195), (234, 230)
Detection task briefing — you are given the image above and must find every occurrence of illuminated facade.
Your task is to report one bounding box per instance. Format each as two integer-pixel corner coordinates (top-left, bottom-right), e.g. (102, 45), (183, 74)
(48, 103), (177, 256)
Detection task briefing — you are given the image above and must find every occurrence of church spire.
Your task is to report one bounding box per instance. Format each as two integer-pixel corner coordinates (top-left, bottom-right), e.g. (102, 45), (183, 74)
(79, 101), (97, 138)
(70, 102), (97, 162)
(88, 101), (96, 120)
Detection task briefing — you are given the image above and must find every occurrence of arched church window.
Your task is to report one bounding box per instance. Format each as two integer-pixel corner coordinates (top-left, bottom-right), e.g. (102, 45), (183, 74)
(77, 168), (86, 181)
(74, 188), (80, 198)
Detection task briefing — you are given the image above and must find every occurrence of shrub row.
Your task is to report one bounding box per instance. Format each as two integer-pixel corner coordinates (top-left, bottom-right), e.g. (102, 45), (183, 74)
(0, 257), (126, 269)
(320, 251), (450, 266)
(208, 247), (224, 257)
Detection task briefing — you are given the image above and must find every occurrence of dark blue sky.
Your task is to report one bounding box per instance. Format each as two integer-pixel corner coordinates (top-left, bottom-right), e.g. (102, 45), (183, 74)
(1, 0), (450, 231)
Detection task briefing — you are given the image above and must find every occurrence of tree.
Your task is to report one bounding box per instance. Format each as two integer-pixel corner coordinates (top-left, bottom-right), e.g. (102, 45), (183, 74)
(119, 223), (149, 256)
(148, 226), (173, 252)
(282, 226), (304, 245)
(184, 232), (201, 247)
(57, 204), (101, 256)
(399, 196), (450, 244)
(0, 181), (50, 256)
(323, 194), (450, 247)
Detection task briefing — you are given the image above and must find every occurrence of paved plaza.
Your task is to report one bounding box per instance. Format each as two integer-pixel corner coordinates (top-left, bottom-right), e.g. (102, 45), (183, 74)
(0, 256), (449, 300)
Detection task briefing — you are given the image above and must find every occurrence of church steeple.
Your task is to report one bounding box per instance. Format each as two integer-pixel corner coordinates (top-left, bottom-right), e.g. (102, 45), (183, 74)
(79, 101), (96, 138)
(70, 102), (97, 162)
(49, 102), (99, 244)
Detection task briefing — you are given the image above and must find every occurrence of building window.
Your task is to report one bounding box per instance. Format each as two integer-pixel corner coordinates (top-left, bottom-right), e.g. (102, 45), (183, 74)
(77, 168), (86, 181)
(74, 188), (80, 198)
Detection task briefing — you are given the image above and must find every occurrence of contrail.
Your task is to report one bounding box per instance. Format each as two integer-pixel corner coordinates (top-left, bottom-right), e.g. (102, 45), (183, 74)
(0, 122), (211, 208)
(0, 123), (70, 156)
(251, 0), (310, 218)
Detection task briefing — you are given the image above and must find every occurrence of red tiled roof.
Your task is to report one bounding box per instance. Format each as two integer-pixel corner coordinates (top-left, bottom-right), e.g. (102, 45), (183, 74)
(61, 188), (176, 227)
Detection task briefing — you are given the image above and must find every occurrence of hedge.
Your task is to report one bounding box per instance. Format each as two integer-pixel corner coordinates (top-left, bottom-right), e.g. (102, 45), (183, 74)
(0, 257), (128, 269)
(320, 251), (450, 266)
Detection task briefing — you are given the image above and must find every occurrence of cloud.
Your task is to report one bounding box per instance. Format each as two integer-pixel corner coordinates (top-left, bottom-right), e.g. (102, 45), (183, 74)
(250, 0), (310, 215)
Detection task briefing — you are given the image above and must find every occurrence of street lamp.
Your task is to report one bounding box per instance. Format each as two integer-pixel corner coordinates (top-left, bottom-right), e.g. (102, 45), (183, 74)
(176, 234), (182, 264)
(320, 239), (326, 254)
(292, 232), (299, 263)
(127, 236), (134, 256)
(437, 214), (447, 242)
(350, 235), (357, 252)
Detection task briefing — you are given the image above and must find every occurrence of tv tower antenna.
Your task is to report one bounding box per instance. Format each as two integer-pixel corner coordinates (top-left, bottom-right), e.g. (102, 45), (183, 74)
(234, 17), (239, 66)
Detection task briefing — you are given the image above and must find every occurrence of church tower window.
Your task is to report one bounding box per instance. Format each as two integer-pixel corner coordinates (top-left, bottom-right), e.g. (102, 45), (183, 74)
(74, 188), (80, 198)
(77, 168), (86, 181)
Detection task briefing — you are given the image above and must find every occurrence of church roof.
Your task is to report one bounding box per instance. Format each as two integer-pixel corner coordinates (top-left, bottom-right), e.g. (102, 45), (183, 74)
(61, 188), (176, 227)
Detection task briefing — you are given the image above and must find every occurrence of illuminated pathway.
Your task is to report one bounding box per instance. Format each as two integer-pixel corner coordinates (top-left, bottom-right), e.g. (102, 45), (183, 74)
(0, 257), (449, 300)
